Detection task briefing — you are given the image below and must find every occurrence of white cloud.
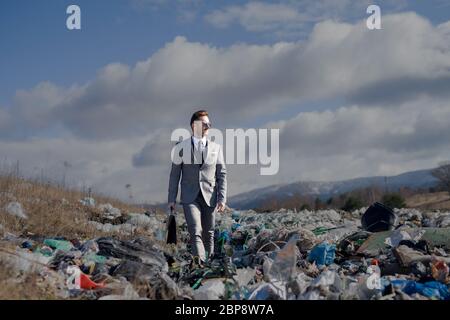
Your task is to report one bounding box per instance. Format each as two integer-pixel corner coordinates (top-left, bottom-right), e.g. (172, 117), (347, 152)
(132, 130), (174, 167)
(2, 12), (450, 202)
(259, 95), (450, 184)
(276, 98), (450, 157)
(63, 15), (448, 139)
(3, 13), (446, 142)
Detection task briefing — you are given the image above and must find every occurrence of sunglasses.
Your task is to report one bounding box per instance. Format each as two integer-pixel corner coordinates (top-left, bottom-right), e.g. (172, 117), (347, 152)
(202, 121), (212, 129)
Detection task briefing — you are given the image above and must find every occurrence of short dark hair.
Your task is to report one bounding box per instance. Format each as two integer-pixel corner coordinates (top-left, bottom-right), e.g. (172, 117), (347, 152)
(190, 110), (209, 126)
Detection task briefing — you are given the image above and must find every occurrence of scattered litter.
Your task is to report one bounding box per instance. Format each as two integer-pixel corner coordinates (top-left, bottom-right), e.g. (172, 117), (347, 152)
(384, 229), (425, 247)
(4, 202), (28, 219)
(2, 202), (450, 300)
(79, 197), (96, 207)
(98, 203), (122, 220)
(127, 214), (153, 228)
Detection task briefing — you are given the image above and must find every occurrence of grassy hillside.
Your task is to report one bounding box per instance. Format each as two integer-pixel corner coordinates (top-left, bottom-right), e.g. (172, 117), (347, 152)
(405, 191), (450, 210)
(0, 174), (145, 239)
(0, 174), (149, 299)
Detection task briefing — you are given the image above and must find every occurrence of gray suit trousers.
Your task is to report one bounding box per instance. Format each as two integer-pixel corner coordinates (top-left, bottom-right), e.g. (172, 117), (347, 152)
(183, 192), (216, 262)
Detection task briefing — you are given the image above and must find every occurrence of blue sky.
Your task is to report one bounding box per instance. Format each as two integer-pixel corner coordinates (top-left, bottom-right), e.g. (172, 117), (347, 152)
(1, 1), (450, 202)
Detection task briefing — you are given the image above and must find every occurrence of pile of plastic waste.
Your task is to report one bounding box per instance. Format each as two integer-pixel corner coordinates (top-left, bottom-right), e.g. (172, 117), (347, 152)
(1, 199), (449, 300)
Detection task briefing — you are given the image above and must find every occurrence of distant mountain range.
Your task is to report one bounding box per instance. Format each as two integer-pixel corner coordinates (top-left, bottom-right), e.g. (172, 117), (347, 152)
(228, 168), (439, 210)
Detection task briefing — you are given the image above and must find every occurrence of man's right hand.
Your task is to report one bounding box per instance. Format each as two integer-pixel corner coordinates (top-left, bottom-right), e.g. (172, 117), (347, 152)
(168, 202), (176, 213)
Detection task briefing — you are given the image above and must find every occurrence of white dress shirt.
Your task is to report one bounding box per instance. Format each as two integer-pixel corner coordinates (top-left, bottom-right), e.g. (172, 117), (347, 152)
(192, 136), (207, 151)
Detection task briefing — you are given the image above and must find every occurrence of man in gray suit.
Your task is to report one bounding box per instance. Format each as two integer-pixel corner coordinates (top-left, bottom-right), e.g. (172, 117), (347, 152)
(168, 110), (227, 266)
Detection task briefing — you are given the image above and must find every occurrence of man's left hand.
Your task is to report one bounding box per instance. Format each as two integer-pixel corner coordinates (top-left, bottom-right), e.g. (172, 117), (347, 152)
(217, 202), (225, 213)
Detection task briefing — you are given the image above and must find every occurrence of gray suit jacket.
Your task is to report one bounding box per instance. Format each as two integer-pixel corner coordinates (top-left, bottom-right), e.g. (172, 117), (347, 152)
(168, 137), (227, 207)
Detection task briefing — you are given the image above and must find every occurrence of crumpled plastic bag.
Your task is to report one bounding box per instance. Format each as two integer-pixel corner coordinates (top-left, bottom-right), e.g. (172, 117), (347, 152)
(384, 229), (425, 247)
(194, 279), (225, 300)
(267, 236), (299, 283)
(308, 242), (336, 266)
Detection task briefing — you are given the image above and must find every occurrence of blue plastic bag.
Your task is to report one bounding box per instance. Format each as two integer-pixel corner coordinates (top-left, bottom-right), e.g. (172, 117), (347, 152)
(391, 280), (450, 300)
(307, 242), (336, 266)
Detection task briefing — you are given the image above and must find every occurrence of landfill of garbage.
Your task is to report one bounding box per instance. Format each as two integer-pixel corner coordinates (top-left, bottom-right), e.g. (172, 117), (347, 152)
(1, 197), (450, 300)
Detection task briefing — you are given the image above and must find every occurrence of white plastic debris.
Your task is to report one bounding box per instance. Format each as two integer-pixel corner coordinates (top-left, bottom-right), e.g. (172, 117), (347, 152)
(311, 270), (337, 287)
(437, 214), (450, 228)
(233, 267), (256, 287)
(384, 229), (425, 247)
(4, 202), (28, 219)
(127, 214), (153, 228)
(321, 210), (342, 222)
(248, 282), (286, 300)
(79, 197), (95, 207)
(293, 273), (313, 296)
(98, 203), (122, 220)
(88, 221), (112, 233)
(66, 265), (82, 290)
(194, 279), (225, 300)
(87, 221), (136, 235)
(119, 223), (136, 235)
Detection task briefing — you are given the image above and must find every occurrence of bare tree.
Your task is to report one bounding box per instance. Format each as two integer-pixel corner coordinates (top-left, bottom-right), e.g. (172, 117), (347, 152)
(432, 161), (450, 194)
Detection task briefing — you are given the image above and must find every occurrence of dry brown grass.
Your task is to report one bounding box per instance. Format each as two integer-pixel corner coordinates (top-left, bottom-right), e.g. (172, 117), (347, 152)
(0, 174), (145, 240)
(405, 191), (450, 210)
(0, 174), (160, 299)
(0, 260), (59, 300)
